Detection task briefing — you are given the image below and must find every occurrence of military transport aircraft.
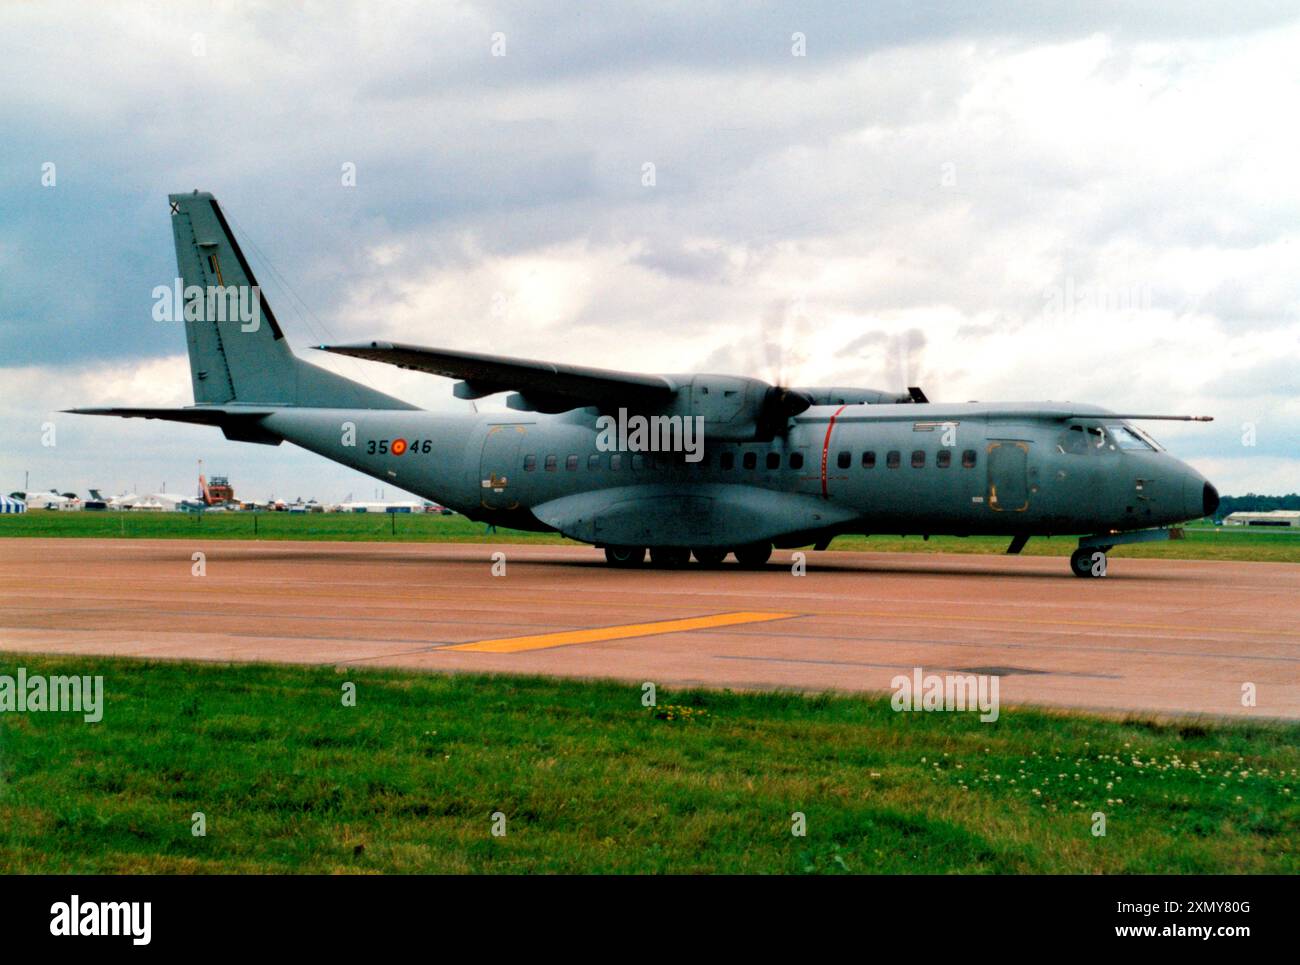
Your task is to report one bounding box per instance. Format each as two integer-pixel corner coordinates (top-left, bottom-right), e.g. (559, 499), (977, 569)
(70, 192), (1218, 577)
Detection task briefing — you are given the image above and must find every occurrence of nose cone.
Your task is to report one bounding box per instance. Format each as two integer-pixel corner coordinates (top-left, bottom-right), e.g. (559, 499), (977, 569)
(1181, 469), (1218, 521)
(1202, 480), (1220, 517)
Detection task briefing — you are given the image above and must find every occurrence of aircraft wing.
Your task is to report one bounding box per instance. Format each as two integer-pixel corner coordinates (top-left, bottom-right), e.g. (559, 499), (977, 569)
(319, 341), (677, 409)
(800, 404), (1212, 424)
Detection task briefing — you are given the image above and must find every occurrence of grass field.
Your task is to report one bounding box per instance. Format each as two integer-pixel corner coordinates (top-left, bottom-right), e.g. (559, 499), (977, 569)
(0, 654), (1295, 873)
(3, 511), (1299, 562)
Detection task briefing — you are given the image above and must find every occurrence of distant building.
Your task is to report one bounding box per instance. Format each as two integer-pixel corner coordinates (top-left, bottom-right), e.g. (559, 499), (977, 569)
(331, 500), (432, 514)
(21, 491), (77, 510)
(1223, 510), (1300, 527)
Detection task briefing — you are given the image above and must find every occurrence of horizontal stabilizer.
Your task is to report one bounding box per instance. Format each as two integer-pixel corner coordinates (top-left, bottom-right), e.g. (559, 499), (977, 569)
(65, 405), (272, 422)
(64, 406), (283, 445)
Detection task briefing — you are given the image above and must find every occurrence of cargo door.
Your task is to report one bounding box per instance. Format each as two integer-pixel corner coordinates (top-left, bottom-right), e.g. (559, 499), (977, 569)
(479, 424), (526, 509)
(987, 441), (1029, 512)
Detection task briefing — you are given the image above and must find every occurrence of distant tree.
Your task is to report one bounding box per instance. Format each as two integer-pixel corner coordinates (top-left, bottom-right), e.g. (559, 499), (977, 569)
(1216, 493), (1300, 518)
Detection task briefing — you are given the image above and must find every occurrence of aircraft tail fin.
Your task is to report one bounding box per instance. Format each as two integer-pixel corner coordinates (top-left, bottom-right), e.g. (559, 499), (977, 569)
(167, 192), (414, 410)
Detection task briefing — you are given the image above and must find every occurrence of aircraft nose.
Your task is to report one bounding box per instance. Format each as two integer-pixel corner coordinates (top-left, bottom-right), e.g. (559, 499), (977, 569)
(1181, 468), (1218, 521)
(1202, 480), (1220, 517)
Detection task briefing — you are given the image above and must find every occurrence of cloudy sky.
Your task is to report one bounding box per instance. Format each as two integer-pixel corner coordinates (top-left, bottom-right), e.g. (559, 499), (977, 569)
(2, 1), (1298, 501)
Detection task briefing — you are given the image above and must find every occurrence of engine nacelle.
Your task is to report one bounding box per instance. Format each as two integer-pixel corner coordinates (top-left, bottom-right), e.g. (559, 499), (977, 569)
(502, 374), (916, 440)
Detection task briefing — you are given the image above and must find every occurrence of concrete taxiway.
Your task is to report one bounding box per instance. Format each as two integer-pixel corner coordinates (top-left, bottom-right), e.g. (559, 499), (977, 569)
(1, 538), (1297, 719)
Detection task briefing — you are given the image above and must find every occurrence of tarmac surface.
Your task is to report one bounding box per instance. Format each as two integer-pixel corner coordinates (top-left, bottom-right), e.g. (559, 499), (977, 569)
(2, 538), (1298, 719)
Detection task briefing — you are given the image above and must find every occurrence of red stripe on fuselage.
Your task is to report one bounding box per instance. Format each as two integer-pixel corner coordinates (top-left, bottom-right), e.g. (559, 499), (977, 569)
(820, 404), (849, 499)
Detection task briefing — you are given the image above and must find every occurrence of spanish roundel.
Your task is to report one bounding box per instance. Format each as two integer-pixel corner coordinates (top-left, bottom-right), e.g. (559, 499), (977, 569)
(391, 438), (408, 456)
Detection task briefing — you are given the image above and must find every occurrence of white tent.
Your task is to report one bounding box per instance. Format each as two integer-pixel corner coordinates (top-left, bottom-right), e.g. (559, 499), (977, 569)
(0, 495), (27, 514)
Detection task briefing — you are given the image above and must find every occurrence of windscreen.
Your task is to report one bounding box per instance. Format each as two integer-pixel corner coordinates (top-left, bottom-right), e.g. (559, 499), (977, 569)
(1105, 424), (1156, 451)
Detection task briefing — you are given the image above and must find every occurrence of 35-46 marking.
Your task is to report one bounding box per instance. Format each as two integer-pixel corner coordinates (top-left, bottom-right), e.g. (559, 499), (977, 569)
(367, 438), (431, 456)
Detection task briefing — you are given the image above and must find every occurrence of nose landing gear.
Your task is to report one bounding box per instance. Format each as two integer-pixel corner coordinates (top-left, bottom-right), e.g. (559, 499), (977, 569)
(1070, 526), (1184, 577)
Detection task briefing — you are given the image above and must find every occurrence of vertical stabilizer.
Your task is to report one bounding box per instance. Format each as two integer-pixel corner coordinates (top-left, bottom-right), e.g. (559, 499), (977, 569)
(167, 191), (413, 410)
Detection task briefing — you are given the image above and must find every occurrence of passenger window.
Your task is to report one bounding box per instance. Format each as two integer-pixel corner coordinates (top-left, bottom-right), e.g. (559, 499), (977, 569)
(523, 454), (537, 471)
(743, 451), (757, 470)
(587, 453), (601, 470)
(911, 450), (926, 468)
(936, 449), (951, 468)
(886, 451), (901, 469)
(766, 452), (780, 470)
(610, 453), (623, 471)
(862, 451), (875, 468)
(962, 449), (977, 468)
(720, 451), (735, 470)
(789, 452), (804, 470)
(565, 455), (578, 471)
(544, 455), (557, 472)
(631, 454), (645, 471)
(837, 451), (851, 470)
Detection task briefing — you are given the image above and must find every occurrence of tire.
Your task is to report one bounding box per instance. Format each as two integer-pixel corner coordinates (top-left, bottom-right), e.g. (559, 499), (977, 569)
(1070, 547), (1105, 578)
(734, 542), (773, 568)
(604, 545), (646, 567)
(649, 546), (691, 568)
(692, 547), (728, 567)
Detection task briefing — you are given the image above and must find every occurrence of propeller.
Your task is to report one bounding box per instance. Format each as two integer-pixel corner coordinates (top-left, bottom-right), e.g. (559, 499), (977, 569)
(753, 299), (814, 437)
(755, 384), (814, 438)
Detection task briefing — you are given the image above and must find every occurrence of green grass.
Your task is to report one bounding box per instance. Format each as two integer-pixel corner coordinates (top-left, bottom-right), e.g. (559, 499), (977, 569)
(3, 511), (1300, 562)
(0, 510), (569, 545)
(1, 654), (1295, 873)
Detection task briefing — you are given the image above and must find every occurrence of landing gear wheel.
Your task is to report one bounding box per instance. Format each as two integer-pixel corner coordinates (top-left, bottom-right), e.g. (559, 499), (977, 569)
(649, 546), (691, 568)
(692, 547), (728, 567)
(604, 545), (646, 567)
(1070, 547), (1108, 578)
(734, 543), (773, 569)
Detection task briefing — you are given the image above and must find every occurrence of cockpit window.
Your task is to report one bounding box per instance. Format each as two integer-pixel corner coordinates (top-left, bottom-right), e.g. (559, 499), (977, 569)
(1129, 424), (1163, 451)
(1105, 425), (1155, 451)
(1060, 423), (1106, 454)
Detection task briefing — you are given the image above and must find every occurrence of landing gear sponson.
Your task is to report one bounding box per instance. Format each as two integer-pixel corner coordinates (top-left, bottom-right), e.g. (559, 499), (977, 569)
(606, 527), (1184, 576)
(603, 543), (773, 569)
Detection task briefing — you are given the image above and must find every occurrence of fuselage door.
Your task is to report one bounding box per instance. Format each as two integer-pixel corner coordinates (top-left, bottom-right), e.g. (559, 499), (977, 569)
(479, 424), (526, 509)
(987, 441), (1030, 512)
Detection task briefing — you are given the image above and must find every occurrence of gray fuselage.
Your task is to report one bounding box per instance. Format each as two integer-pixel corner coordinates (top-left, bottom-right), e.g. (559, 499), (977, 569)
(261, 400), (1214, 550)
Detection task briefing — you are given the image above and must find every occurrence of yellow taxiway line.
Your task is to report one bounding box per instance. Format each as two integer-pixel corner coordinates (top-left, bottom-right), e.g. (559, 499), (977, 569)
(444, 611), (797, 653)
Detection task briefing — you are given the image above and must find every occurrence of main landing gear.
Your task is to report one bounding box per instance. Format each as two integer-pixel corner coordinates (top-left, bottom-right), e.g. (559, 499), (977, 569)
(602, 543), (773, 569)
(1069, 546), (1109, 578)
(604, 545), (647, 567)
